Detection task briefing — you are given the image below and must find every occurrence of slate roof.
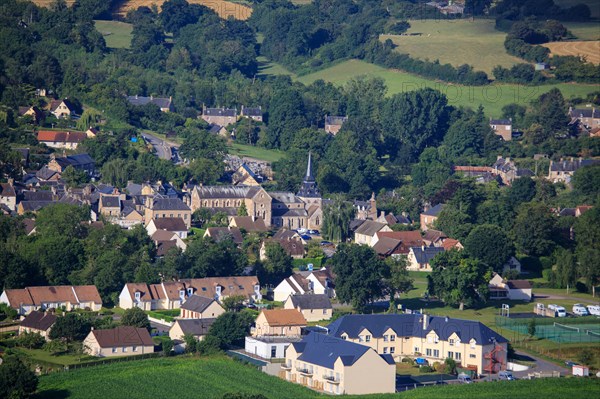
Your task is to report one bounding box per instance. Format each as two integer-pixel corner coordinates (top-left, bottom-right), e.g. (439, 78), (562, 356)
(90, 326), (154, 348)
(100, 195), (120, 208)
(174, 318), (216, 336)
(194, 185), (264, 199)
(354, 220), (387, 237)
(506, 280), (533, 290)
(326, 314), (508, 344)
(20, 311), (57, 331)
(273, 229), (302, 241)
(151, 198), (190, 211)
(570, 108), (599, 119)
(421, 204), (444, 217)
(203, 107), (237, 117)
(205, 227), (243, 245)
(293, 332), (371, 369)
(272, 208), (307, 218)
(19, 201), (55, 212)
(490, 119), (511, 125)
(208, 124), (224, 134)
(0, 183), (16, 197)
(550, 159), (599, 173)
(410, 246), (445, 264)
(325, 115), (348, 126)
(241, 106), (262, 117)
(372, 236), (403, 256)
(270, 192), (302, 203)
(151, 217), (187, 232)
(21, 218), (36, 235)
(22, 191), (57, 202)
(181, 295), (216, 313)
(126, 95), (172, 109)
(288, 294), (332, 310)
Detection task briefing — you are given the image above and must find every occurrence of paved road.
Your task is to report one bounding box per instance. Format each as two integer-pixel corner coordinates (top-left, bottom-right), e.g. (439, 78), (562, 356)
(141, 132), (179, 161)
(508, 350), (569, 379)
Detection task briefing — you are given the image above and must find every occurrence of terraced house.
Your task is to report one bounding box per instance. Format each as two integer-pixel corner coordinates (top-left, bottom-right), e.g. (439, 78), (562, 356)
(0, 285), (102, 315)
(326, 314), (508, 375)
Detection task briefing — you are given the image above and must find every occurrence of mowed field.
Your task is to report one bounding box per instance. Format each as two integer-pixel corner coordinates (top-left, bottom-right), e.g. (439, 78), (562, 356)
(94, 20), (133, 49)
(296, 59), (600, 117)
(381, 19), (523, 75)
(543, 40), (600, 64)
(115, 0), (252, 20)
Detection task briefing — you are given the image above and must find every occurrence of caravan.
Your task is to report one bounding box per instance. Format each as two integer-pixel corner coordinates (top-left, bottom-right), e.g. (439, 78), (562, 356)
(572, 304), (589, 316)
(548, 304), (567, 317)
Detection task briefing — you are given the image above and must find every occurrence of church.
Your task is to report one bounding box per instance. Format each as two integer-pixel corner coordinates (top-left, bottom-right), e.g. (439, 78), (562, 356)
(189, 153), (323, 231)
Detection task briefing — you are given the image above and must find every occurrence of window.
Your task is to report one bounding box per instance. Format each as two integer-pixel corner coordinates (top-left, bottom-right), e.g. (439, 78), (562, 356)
(323, 309), (327, 314)
(365, 335), (371, 342)
(112, 348), (117, 353)
(426, 349), (432, 356)
(383, 335), (389, 342)
(341, 336), (347, 340)
(455, 352), (461, 361)
(359, 335), (364, 342)
(434, 337), (439, 343)
(469, 354), (476, 359)
(132, 346), (138, 352)
(433, 349), (439, 358)
(427, 336), (433, 344)
(123, 347), (128, 353)
(449, 339), (454, 346)
(390, 335), (396, 342)
(470, 341), (476, 349)
(390, 347), (395, 354)
(383, 347), (388, 354)
(448, 351), (453, 359)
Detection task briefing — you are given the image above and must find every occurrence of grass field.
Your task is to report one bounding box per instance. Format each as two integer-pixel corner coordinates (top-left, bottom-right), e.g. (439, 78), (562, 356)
(229, 142), (285, 163)
(94, 20), (133, 49)
(564, 22), (600, 41)
(295, 59), (600, 117)
(543, 41), (600, 64)
(381, 19), (522, 75)
(35, 355), (600, 399)
(257, 56), (297, 78)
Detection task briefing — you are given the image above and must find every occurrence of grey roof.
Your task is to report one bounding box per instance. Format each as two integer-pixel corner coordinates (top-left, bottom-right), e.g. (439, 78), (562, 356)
(152, 217), (188, 232)
(126, 95), (172, 109)
(297, 152), (320, 198)
(174, 318), (216, 336)
(205, 227), (243, 244)
(354, 220), (387, 236)
(558, 208), (576, 217)
(490, 119), (511, 125)
(22, 190), (55, 202)
(54, 154), (95, 168)
(325, 115), (348, 126)
(36, 166), (60, 181)
(570, 108), (599, 119)
(152, 198), (190, 211)
(194, 185), (263, 199)
(327, 314), (508, 344)
(288, 294), (332, 310)
(550, 159), (599, 172)
(208, 124), (224, 134)
(19, 201), (55, 212)
(20, 311), (57, 331)
(270, 191), (301, 203)
(203, 107), (237, 117)
(410, 246), (445, 264)
(272, 208), (307, 218)
(293, 332), (371, 369)
(422, 204), (444, 217)
(241, 106), (262, 116)
(100, 196), (120, 208)
(349, 219), (365, 231)
(181, 295), (215, 313)
(126, 182), (143, 196)
(273, 229), (301, 241)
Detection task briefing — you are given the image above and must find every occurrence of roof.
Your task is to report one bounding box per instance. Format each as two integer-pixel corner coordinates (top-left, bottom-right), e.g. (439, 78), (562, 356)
(377, 231), (423, 248)
(203, 107), (237, 117)
(208, 124), (224, 134)
(156, 240), (178, 257)
(327, 314), (508, 344)
(21, 218), (36, 235)
(354, 220), (388, 237)
(273, 229), (301, 241)
(325, 115), (348, 126)
(151, 217), (188, 232)
(180, 295), (216, 313)
(269, 238), (305, 257)
(50, 99), (74, 112)
(442, 238), (461, 250)
(19, 201), (55, 212)
(550, 159), (600, 173)
(270, 192), (302, 204)
(410, 246), (445, 264)
(181, 276), (260, 299)
(288, 294), (332, 310)
(151, 198), (190, 211)
(193, 185), (263, 199)
(152, 230), (179, 243)
(506, 280), (533, 290)
(272, 208), (307, 218)
(422, 204), (444, 217)
(72, 285), (103, 304)
(570, 108), (599, 119)
(422, 229), (447, 243)
(19, 311), (57, 331)
(3, 285), (101, 307)
(0, 183), (16, 197)
(90, 326), (154, 348)
(230, 216), (268, 232)
(205, 227), (243, 245)
(100, 195), (120, 208)
(174, 318), (216, 336)
(490, 119), (511, 125)
(293, 332), (370, 369)
(241, 106), (262, 116)
(37, 131), (87, 144)
(126, 95), (172, 109)
(261, 309), (307, 326)
(372, 236), (402, 256)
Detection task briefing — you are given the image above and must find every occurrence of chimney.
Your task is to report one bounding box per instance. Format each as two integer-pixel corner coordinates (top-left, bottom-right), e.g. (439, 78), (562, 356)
(422, 245), (425, 252)
(445, 316), (449, 323)
(7, 178), (14, 185)
(422, 315), (428, 330)
(497, 155), (502, 160)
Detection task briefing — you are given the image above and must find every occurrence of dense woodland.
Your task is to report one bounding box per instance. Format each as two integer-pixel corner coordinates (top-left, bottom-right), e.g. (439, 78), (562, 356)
(0, 0), (599, 309)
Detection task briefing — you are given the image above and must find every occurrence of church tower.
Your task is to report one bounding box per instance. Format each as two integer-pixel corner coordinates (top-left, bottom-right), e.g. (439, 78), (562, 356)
(296, 151), (321, 206)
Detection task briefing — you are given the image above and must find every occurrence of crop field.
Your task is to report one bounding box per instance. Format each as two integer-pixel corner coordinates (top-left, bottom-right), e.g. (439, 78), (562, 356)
(295, 59), (600, 117)
(381, 19), (523, 75)
(115, 0), (252, 20)
(543, 40), (600, 64)
(94, 20), (133, 49)
(564, 22), (600, 41)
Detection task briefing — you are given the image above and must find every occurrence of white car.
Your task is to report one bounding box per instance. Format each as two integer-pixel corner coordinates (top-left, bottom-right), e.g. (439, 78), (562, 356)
(548, 304), (567, 317)
(587, 305), (600, 316)
(573, 304), (590, 316)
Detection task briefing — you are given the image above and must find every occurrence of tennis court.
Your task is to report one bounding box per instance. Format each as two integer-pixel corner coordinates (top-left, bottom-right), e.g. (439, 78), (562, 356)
(496, 316), (600, 343)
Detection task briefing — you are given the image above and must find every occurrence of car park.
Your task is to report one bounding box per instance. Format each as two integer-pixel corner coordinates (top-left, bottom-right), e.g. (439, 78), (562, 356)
(498, 371), (515, 380)
(572, 304), (590, 316)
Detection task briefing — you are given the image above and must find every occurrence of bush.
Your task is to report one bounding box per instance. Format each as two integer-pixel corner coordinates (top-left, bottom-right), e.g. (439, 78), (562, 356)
(198, 335), (222, 355)
(577, 350), (593, 366)
(433, 361), (444, 372)
(444, 357), (457, 374)
(418, 365), (434, 373)
(401, 357), (414, 365)
(16, 332), (46, 349)
(161, 338), (174, 357)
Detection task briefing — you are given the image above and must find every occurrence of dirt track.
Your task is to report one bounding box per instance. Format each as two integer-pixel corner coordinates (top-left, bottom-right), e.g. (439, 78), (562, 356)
(543, 41), (600, 65)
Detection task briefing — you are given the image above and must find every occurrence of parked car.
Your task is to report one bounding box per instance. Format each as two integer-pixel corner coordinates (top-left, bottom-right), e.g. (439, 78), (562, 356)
(308, 229), (319, 235)
(457, 373), (473, 384)
(296, 228), (307, 234)
(587, 305), (600, 316)
(548, 304), (567, 317)
(572, 304), (590, 316)
(565, 361), (579, 367)
(320, 240), (332, 246)
(415, 357), (428, 366)
(300, 234), (312, 240)
(498, 371), (515, 381)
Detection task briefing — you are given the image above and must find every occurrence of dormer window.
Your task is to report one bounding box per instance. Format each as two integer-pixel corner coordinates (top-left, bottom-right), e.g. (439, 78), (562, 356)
(134, 292), (141, 301)
(187, 288), (193, 296)
(254, 284), (260, 292)
(179, 289), (185, 299)
(215, 286), (222, 295)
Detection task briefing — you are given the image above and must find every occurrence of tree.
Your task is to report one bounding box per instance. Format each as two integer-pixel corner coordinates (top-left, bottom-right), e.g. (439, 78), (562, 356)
(222, 295), (246, 312)
(48, 313), (92, 343)
(512, 203), (555, 257)
(572, 165), (600, 198)
(183, 333), (198, 353)
(552, 249), (577, 289)
(328, 244), (387, 312)
(321, 195), (354, 242)
(507, 177), (536, 206)
(162, 337), (174, 356)
(256, 242), (293, 286)
(0, 356), (38, 399)
(384, 256), (414, 301)
(17, 331), (45, 349)
(207, 311), (255, 349)
(464, 225), (514, 273)
(237, 202), (248, 217)
(121, 307), (151, 330)
(528, 318), (536, 337)
(529, 88), (570, 136)
(574, 208), (600, 296)
(35, 203), (89, 239)
(61, 165), (90, 187)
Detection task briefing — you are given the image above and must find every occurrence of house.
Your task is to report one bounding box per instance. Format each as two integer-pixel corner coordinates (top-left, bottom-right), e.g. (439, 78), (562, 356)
(232, 163), (262, 186)
(17, 200), (55, 215)
(420, 204), (444, 231)
(245, 335), (302, 360)
(407, 246), (445, 271)
(370, 231), (424, 255)
(282, 332), (396, 395)
(326, 314), (508, 375)
(240, 105), (263, 122)
(179, 295), (224, 319)
(204, 227), (244, 245)
(146, 217), (188, 239)
(283, 294), (332, 322)
(490, 118), (512, 141)
(548, 158), (600, 184)
(491, 156), (534, 185)
(49, 99), (75, 119)
(18, 106), (43, 124)
(502, 256), (521, 274)
(47, 153), (96, 176)
(489, 274), (533, 301)
(273, 268), (335, 302)
(126, 95), (173, 112)
(144, 197), (191, 229)
(119, 276), (261, 310)
(22, 218), (36, 236)
(208, 123), (230, 138)
(260, 238), (306, 260)
(442, 238), (463, 251)
(151, 230), (187, 254)
(324, 115), (348, 135)
(37, 130), (87, 149)
(0, 285), (102, 315)
(422, 229), (447, 247)
(34, 166), (61, 182)
(229, 216), (269, 233)
(84, 326), (154, 357)
(569, 106), (600, 129)
(354, 220), (392, 245)
(252, 309), (307, 337)
(201, 106), (237, 126)
(0, 181), (17, 211)
(354, 192), (378, 221)
(18, 311), (57, 340)
(169, 318), (217, 341)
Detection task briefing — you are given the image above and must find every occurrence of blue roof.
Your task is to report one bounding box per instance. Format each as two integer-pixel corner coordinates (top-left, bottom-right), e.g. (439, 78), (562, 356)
(327, 314), (507, 344)
(293, 332), (370, 369)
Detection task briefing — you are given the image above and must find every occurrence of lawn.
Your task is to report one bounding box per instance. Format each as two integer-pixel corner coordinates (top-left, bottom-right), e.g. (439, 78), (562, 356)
(296, 59), (600, 117)
(35, 354), (600, 399)
(12, 347), (96, 366)
(93, 20), (133, 49)
(381, 19), (523, 75)
(229, 142), (286, 163)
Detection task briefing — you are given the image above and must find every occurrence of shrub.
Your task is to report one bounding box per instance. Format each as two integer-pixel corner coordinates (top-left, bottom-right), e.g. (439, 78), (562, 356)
(444, 357), (457, 374)
(419, 365), (434, 373)
(16, 332), (45, 349)
(433, 361), (444, 372)
(401, 357), (414, 365)
(161, 338), (174, 356)
(577, 350), (593, 366)
(198, 335), (222, 355)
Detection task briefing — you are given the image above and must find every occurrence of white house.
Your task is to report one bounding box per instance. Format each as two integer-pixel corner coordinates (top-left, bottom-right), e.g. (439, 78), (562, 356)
(245, 335), (302, 359)
(489, 274), (533, 301)
(146, 218), (188, 239)
(273, 268), (335, 302)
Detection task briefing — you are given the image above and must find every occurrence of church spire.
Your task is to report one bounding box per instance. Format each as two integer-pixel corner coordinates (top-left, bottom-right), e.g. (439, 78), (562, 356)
(297, 151), (320, 199)
(305, 151), (314, 181)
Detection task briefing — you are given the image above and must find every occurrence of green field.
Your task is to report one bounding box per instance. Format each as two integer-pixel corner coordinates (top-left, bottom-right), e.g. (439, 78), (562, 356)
(296, 59), (600, 117)
(257, 56), (297, 78)
(381, 19), (523, 75)
(229, 142), (285, 163)
(94, 20), (133, 49)
(564, 22), (600, 41)
(35, 355), (600, 399)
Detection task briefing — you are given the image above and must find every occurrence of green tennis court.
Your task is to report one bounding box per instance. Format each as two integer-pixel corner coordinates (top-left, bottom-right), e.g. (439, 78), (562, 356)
(496, 316), (600, 343)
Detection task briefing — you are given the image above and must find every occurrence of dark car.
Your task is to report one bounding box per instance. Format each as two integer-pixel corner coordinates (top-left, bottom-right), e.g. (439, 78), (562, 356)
(320, 240), (332, 246)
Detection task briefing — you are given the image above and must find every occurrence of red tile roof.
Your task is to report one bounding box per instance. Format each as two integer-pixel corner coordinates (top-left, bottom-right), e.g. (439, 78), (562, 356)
(37, 130), (87, 143)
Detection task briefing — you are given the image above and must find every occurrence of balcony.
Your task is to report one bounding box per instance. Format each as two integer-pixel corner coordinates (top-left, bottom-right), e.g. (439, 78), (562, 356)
(281, 363), (292, 370)
(322, 375), (340, 384)
(297, 367), (313, 376)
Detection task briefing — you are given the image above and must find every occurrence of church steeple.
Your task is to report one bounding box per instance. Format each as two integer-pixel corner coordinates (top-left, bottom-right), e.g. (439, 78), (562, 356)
(297, 151), (320, 199)
(305, 151), (315, 182)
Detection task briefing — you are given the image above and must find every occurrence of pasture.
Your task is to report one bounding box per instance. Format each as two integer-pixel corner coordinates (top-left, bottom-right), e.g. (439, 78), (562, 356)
(564, 22), (600, 41)
(543, 40), (600, 64)
(295, 59), (600, 117)
(381, 19), (523, 75)
(94, 20), (133, 49)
